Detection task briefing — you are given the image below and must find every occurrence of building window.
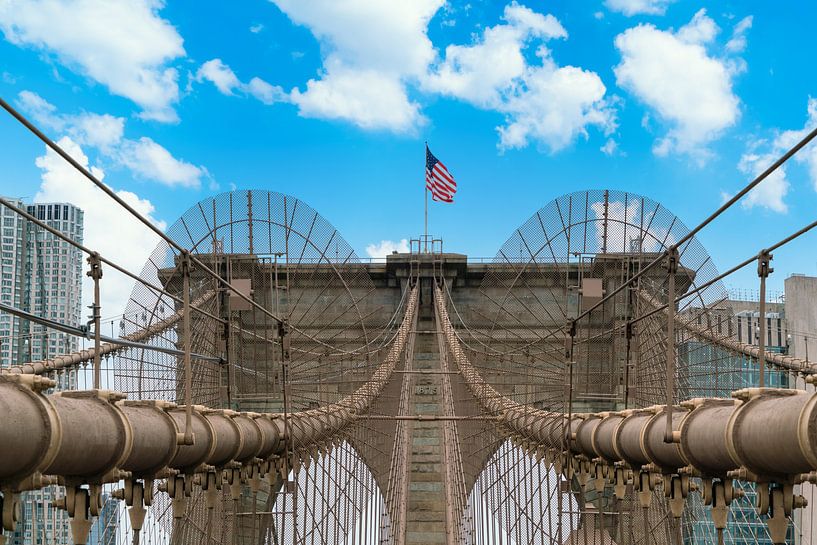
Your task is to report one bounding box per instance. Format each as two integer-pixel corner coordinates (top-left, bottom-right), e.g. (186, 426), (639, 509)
(767, 317), (772, 346)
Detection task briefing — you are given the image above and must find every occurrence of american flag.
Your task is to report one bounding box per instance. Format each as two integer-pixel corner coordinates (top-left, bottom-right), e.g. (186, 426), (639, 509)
(425, 145), (457, 203)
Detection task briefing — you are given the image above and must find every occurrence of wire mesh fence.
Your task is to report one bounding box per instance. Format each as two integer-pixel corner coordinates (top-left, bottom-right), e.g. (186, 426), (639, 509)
(4, 187), (817, 544)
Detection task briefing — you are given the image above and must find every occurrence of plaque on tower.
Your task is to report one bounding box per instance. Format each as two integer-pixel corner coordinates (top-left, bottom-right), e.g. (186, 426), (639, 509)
(580, 278), (604, 312)
(229, 278), (253, 311)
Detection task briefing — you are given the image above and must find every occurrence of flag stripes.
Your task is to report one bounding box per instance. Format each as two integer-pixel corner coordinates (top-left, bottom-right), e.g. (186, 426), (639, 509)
(426, 146), (457, 203)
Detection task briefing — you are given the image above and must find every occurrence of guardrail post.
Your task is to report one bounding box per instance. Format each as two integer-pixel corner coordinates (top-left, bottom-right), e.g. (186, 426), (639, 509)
(625, 321), (633, 409)
(565, 320), (576, 456)
(757, 250), (774, 387)
(664, 247), (679, 443)
(279, 319), (292, 475)
(181, 251), (194, 445)
(86, 253), (103, 389)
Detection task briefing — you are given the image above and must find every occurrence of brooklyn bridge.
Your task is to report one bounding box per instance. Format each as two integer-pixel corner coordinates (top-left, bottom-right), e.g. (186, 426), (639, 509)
(2, 102), (817, 545)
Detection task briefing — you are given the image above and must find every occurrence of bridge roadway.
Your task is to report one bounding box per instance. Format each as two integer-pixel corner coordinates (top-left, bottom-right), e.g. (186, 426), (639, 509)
(2, 272), (817, 542)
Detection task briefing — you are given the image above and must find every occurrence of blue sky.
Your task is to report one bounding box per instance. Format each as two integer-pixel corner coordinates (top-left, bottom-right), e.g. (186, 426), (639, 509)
(1, 0), (816, 303)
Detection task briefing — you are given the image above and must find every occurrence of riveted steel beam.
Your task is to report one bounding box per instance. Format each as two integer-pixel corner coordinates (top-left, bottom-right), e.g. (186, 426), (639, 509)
(0, 286), (418, 543)
(433, 283), (817, 544)
(1, 292), (219, 375)
(0, 286), (417, 491)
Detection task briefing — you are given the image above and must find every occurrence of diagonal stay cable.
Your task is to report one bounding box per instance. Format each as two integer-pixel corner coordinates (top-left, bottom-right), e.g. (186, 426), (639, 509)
(572, 122), (817, 324)
(0, 196), (224, 324)
(0, 96), (374, 356)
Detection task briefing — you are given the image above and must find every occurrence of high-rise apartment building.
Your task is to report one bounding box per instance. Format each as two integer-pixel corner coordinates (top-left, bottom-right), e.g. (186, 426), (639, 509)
(681, 296), (793, 545)
(785, 275), (817, 545)
(1, 198), (83, 545)
(0, 199), (84, 368)
(88, 494), (119, 545)
(0, 198), (26, 367)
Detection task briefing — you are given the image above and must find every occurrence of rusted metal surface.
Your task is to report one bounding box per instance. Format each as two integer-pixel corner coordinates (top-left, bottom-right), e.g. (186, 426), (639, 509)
(2, 187), (817, 544)
(434, 282), (817, 543)
(0, 376), (60, 488)
(638, 289), (817, 375)
(1, 292), (217, 375)
(4, 79), (817, 542)
(0, 287), (418, 493)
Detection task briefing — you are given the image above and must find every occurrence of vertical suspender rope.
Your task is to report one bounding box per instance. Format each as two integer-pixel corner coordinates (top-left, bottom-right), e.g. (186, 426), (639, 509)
(87, 253), (103, 389)
(664, 247), (678, 443)
(181, 251), (194, 445)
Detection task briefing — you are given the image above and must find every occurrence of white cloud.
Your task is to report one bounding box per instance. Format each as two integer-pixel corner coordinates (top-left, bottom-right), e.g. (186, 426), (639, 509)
(247, 77), (283, 105)
(250, 23), (264, 34)
(0, 0), (185, 122)
(19, 89), (125, 151)
(366, 239), (409, 258)
(786, 98), (817, 191)
(119, 137), (203, 188)
(676, 9), (718, 43)
(196, 58), (241, 95)
(291, 63), (424, 131)
(605, 0), (676, 16)
(271, 0), (442, 132)
(272, 0), (440, 76)
(18, 91), (205, 188)
(725, 16), (753, 53)
(69, 113), (126, 152)
(641, 112), (651, 129)
(590, 199), (675, 251)
(425, 3), (615, 152)
(600, 138), (619, 156)
(241, 1), (615, 148)
(17, 90), (60, 128)
(425, 5), (567, 107)
(34, 136), (165, 318)
(735, 97), (817, 213)
(195, 58), (286, 106)
(614, 9), (741, 161)
(497, 64), (614, 152)
(738, 148), (789, 213)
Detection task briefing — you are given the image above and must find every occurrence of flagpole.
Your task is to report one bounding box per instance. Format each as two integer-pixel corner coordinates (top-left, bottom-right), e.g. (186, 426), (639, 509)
(424, 142), (428, 253)
(424, 188), (428, 253)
